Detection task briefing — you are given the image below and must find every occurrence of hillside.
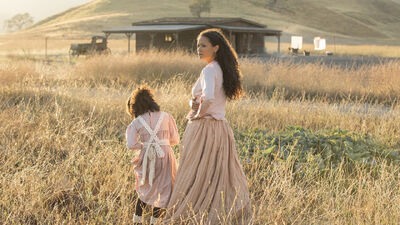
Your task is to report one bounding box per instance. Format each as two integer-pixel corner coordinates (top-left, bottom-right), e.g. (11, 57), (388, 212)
(5, 0), (400, 44)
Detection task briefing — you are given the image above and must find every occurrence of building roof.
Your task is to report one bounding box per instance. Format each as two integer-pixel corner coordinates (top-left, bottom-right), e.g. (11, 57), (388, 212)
(104, 25), (207, 34)
(132, 17), (267, 28)
(103, 17), (282, 36)
(214, 25), (281, 35)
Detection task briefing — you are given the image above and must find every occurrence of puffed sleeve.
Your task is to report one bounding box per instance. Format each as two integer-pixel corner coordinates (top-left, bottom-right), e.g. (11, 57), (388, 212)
(196, 66), (215, 118)
(168, 114), (180, 146)
(189, 76), (202, 108)
(126, 121), (142, 150)
(192, 77), (202, 100)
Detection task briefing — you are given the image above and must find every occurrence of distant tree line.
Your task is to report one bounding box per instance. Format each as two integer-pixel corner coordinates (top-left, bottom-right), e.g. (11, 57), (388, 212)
(188, 0), (280, 17)
(189, 0), (212, 17)
(3, 13), (34, 32)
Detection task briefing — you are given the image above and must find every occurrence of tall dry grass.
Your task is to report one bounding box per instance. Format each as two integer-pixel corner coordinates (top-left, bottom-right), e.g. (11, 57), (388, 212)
(72, 50), (203, 85)
(1, 51), (400, 224)
(70, 52), (400, 104)
(241, 58), (400, 104)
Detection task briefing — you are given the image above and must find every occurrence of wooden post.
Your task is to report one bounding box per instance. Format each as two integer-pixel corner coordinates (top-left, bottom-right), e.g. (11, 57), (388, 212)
(174, 32), (179, 48)
(248, 33), (254, 53)
(246, 33), (251, 54)
(333, 35), (336, 53)
(149, 33), (155, 49)
(277, 35), (281, 54)
(263, 35), (266, 53)
(126, 33), (132, 54)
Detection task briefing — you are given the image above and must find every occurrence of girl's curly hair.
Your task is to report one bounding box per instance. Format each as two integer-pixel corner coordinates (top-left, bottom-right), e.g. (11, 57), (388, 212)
(127, 86), (160, 118)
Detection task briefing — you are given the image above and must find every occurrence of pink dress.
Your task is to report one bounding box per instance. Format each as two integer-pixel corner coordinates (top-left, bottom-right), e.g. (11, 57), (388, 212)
(164, 61), (252, 224)
(126, 111), (179, 208)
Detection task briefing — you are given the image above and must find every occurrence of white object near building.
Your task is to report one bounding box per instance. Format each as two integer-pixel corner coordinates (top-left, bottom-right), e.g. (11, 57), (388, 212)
(314, 37), (326, 50)
(291, 36), (303, 49)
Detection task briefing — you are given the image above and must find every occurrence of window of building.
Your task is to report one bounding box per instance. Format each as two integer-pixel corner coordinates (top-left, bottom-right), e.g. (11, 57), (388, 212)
(165, 34), (173, 42)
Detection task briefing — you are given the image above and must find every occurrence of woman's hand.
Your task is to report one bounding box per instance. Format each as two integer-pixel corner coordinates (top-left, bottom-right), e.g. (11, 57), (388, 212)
(187, 97), (200, 120)
(191, 97), (200, 112)
(186, 109), (198, 121)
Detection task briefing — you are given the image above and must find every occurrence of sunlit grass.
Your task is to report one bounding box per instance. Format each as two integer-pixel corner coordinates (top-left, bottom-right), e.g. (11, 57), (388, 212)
(1, 51), (400, 224)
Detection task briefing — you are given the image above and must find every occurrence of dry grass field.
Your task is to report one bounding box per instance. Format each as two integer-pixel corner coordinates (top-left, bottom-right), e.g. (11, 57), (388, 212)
(1, 51), (400, 224)
(0, 38), (133, 61)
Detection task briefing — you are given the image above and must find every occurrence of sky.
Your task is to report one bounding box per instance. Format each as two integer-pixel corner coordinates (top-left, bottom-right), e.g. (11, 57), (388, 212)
(0, 0), (92, 33)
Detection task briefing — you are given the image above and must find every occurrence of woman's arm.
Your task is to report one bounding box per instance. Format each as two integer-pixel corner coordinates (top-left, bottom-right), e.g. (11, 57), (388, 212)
(193, 66), (215, 119)
(187, 77), (202, 120)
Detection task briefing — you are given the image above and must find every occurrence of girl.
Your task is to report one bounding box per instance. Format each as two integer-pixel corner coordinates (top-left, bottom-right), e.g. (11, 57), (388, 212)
(126, 86), (179, 224)
(164, 28), (252, 224)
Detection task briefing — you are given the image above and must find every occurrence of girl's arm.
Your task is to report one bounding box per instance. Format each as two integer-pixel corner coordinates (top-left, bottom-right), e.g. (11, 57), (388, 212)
(126, 122), (143, 150)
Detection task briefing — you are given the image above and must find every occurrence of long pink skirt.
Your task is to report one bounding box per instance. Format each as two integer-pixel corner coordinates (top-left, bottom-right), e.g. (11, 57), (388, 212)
(164, 118), (252, 224)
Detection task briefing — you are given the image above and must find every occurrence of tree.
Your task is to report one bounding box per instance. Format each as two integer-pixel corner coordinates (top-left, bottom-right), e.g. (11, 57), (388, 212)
(189, 0), (212, 18)
(3, 13), (34, 32)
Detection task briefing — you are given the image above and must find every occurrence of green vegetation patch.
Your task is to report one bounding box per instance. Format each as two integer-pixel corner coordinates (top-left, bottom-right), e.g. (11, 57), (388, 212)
(236, 126), (400, 171)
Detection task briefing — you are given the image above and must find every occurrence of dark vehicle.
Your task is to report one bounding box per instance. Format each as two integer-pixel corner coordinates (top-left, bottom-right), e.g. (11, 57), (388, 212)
(69, 36), (111, 57)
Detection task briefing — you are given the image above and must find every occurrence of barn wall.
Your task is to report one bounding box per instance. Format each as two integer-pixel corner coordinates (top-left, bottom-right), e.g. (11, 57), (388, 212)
(178, 30), (202, 52)
(235, 33), (248, 54)
(136, 33), (178, 51)
(136, 30), (203, 52)
(153, 33), (177, 49)
(136, 33), (150, 51)
(250, 34), (265, 54)
(136, 30), (267, 54)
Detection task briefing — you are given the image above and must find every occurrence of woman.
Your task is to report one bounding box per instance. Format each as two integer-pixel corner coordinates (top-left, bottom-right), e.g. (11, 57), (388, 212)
(164, 29), (252, 224)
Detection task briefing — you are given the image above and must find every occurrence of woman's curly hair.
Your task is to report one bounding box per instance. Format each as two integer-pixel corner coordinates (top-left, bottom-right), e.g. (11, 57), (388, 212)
(126, 86), (160, 118)
(197, 28), (243, 100)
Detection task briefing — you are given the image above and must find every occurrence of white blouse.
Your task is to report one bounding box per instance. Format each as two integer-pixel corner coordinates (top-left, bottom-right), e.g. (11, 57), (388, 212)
(192, 61), (226, 120)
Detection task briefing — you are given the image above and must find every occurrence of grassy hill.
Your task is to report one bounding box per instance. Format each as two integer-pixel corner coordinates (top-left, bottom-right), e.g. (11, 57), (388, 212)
(5, 0), (400, 44)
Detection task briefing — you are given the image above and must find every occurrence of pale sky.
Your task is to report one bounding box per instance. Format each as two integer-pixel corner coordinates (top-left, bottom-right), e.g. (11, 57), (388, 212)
(0, 0), (92, 33)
